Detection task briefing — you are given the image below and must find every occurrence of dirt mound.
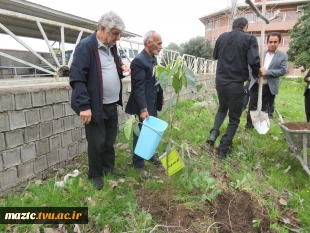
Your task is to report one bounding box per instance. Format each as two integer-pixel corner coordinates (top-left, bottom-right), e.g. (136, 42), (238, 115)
(282, 122), (310, 130)
(136, 188), (271, 233)
(136, 189), (205, 232)
(213, 190), (270, 233)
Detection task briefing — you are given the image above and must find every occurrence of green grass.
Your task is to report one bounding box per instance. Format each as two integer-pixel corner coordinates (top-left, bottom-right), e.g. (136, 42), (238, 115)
(1, 77), (310, 232)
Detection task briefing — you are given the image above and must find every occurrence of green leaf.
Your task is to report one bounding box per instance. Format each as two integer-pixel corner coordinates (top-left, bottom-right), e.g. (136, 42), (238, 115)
(181, 72), (187, 89)
(155, 65), (165, 78)
(159, 71), (169, 89)
(183, 65), (196, 90)
(133, 122), (140, 137)
(124, 117), (134, 140)
(172, 74), (180, 93)
(173, 126), (181, 131)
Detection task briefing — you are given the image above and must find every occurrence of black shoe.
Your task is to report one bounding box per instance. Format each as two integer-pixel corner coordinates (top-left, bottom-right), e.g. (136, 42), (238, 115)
(245, 123), (254, 130)
(217, 143), (231, 160)
(149, 155), (161, 165)
(88, 176), (104, 190)
(206, 130), (219, 146)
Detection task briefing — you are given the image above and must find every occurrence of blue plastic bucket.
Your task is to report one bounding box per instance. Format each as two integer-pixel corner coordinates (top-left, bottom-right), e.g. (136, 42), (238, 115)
(134, 116), (168, 160)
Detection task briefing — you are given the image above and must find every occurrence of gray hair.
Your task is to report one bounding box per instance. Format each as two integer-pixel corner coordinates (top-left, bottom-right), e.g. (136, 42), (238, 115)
(143, 30), (156, 45)
(97, 11), (125, 32)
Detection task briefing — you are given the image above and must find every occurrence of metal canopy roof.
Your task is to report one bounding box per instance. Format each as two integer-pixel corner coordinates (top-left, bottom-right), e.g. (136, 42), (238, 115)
(0, 0), (140, 44)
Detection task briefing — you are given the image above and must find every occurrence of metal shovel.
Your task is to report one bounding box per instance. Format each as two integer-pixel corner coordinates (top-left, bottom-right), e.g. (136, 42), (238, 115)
(250, 0), (270, 134)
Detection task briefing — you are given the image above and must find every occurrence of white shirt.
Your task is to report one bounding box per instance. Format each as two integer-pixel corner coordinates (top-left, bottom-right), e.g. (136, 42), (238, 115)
(262, 50), (277, 84)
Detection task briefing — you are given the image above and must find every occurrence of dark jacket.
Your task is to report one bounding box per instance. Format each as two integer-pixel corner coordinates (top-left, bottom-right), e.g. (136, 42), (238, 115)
(69, 32), (124, 123)
(304, 70), (310, 96)
(125, 49), (163, 117)
(213, 28), (260, 86)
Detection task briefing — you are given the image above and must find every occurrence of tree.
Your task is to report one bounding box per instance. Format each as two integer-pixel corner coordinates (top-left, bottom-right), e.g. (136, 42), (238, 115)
(165, 42), (181, 53)
(287, 3), (310, 69)
(181, 36), (212, 59)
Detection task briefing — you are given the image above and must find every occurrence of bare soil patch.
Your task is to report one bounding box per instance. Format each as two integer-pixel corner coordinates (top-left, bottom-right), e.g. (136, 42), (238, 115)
(135, 188), (271, 233)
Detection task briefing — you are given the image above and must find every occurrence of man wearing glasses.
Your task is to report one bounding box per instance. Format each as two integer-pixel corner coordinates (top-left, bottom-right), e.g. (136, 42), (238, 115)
(125, 30), (164, 177)
(70, 11), (130, 189)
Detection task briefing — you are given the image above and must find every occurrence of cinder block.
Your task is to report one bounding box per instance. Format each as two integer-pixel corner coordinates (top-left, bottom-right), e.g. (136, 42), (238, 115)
(78, 139), (88, 154)
(0, 94), (15, 112)
(68, 89), (72, 99)
(21, 143), (36, 162)
(5, 129), (24, 149)
(0, 167), (18, 189)
(46, 151), (59, 167)
(0, 112), (9, 132)
(73, 115), (84, 128)
(2, 148), (21, 169)
(59, 146), (69, 162)
(25, 109), (40, 126)
(81, 127), (86, 139)
(15, 93), (32, 110)
(64, 116), (75, 131)
(71, 128), (82, 142)
(9, 111), (26, 130)
(46, 89), (69, 104)
(0, 133), (5, 151)
(53, 104), (65, 119)
(40, 122), (53, 138)
(68, 142), (79, 158)
(36, 138), (50, 156)
(17, 161), (34, 180)
(24, 125), (40, 143)
(52, 118), (64, 134)
(31, 91), (46, 107)
(49, 134), (61, 151)
(61, 131), (72, 147)
(34, 155), (47, 173)
(64, 102), (75, 116)
(40, 106), (53, 122)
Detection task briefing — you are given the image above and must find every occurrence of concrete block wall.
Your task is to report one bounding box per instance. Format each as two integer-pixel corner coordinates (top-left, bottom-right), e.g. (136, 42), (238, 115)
(0, 83), (87, 196)
(0, 74), (215, 196)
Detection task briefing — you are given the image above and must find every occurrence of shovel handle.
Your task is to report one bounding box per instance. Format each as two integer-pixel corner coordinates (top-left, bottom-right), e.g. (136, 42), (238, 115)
(257, 0), (267, 112)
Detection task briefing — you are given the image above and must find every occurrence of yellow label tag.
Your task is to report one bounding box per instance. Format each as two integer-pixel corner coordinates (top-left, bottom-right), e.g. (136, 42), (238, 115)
(160, 148), (185, 176)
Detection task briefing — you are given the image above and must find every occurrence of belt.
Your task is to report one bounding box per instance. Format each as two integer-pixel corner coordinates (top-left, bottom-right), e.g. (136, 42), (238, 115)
(103, 101), (117, 106)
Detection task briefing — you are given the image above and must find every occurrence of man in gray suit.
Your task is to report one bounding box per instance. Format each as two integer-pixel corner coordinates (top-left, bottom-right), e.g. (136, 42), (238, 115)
(246, 32), (288, 129)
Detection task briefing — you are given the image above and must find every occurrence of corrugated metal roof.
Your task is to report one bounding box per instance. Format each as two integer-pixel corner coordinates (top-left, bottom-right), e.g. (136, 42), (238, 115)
(0, 0), (141, 43)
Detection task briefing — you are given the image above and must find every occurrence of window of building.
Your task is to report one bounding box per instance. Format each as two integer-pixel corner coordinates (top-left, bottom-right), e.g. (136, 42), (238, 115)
(245, 13), (255, 23)
(207, 21), (212, 30)
(214, 20), (219, 28)
(258, 11), (270, 21)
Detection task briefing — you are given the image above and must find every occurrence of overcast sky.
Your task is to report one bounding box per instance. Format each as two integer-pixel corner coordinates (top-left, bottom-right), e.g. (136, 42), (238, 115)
(0, 0), (243, 51)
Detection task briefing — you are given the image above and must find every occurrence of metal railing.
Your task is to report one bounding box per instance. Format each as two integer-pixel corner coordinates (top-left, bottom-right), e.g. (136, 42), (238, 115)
(0, 8), (217, 78)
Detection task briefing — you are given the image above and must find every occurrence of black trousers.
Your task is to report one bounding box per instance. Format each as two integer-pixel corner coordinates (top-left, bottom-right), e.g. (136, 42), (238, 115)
(85, 103), (118, 177)
(211, 82), (244, 152)
(246, 83), (275, 126)
(305, 90), (310, 122)
(132, 112), (158, 169)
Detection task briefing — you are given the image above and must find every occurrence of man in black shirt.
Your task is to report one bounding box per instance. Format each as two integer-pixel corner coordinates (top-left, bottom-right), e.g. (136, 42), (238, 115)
(206, 17), (260, 159)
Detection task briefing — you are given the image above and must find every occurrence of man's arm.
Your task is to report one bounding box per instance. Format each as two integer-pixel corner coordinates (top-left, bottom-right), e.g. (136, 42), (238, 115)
(69, 43), (91, 123)
(247, 36), (260, 77)
(265, 53), (288, 78)
(130, 58), (148, 118)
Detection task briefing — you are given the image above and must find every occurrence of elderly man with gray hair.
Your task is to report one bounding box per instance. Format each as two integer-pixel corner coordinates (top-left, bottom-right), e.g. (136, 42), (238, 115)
(70, 11), (130, 189)
(125, 30), (164, 177)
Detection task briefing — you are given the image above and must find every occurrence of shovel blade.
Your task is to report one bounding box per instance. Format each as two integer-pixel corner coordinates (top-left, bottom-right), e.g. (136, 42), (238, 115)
(250, 110), (270, 134)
